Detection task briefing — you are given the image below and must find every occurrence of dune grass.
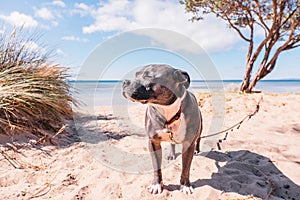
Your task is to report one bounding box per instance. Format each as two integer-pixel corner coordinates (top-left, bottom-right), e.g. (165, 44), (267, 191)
(0, 28), (76, 140)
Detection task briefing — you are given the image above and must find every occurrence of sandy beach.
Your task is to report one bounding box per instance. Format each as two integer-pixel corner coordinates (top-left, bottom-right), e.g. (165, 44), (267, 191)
(0, 92), (300, 200)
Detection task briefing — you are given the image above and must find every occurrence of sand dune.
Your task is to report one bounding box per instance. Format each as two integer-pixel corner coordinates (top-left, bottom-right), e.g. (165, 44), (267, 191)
(0, 93), (299, 200)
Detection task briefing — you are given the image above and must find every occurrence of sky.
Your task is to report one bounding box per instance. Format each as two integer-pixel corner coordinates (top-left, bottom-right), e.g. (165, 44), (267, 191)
(1, 0), (300, 80)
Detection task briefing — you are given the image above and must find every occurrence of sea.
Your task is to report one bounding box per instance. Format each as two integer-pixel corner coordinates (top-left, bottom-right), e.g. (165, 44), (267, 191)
(70, 80), (300, 107)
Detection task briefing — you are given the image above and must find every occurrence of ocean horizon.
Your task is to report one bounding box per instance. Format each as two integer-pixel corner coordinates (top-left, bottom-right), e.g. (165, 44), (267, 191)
(69, 79), (300, 82)
(70, 79), (300, 107)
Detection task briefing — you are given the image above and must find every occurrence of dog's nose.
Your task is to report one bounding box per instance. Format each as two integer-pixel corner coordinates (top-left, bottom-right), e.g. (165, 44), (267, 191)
(122, 79), (131, 87)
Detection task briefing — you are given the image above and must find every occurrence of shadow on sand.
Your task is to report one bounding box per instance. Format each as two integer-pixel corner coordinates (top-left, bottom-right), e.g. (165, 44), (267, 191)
(192, 150), (300, 200)
(67, 112), (145, 146)
(0, 113), (139, 149)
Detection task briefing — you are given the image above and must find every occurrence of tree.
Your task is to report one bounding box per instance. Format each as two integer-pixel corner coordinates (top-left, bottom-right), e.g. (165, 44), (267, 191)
(181, 0), (300, 92)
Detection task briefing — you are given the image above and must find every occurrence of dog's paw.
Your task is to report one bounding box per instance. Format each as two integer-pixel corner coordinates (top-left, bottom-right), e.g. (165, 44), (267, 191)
(180, 185), (194, 194)
(167, 155), (176, 160)
(147, 183), (163, 194)
(194, 150), (200, 155)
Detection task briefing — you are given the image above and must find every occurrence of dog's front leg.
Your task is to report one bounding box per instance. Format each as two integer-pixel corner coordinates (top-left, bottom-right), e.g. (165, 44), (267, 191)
(180, 141), (195, 194)
(147, 139), (163, 194)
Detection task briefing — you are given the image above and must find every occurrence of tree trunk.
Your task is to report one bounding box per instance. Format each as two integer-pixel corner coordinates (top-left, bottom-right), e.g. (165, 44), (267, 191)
(246, 76), (259, 93)
(240, 61), (253, 92)
(243, 65), (271, 93)
(242, 48), (280, 93)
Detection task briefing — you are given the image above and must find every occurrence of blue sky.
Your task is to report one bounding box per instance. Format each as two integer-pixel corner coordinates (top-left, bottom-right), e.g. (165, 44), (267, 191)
(1, 0), (299, 80)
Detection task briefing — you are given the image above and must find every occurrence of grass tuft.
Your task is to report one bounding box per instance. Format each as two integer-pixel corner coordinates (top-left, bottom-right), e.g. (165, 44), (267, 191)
(0, 27), (76, 140)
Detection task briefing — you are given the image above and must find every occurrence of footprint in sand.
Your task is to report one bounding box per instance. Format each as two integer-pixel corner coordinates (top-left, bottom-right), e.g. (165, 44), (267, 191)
(194, 150), (300, 200)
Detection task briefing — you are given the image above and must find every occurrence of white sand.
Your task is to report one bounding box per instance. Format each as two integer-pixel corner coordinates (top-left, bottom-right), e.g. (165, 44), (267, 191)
(0, 93), (300, 200)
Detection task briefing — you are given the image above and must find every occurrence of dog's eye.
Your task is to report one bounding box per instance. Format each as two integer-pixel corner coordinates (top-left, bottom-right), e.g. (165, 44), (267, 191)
(145, 71), (151, 76)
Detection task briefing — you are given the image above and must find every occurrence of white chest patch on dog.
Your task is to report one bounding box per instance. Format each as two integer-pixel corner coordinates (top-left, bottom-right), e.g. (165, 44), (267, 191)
(152, 97), (181, 122)
(155, 114), (186, 144)
(153, 92), (187, 144)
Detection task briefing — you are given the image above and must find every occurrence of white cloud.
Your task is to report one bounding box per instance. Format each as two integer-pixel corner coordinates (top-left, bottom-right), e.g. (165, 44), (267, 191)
(35, 8), (54, 20)
(51, 21), (59, 27)
(22, 41), (40, 50)
(61, 35), (89, 42)
(72, 3), (93, 17)
(75, 2), (91, 11)
(82, 0), (135, 33)
(52, 0), (66, 8)
(0, 11), (38, 28)
(33, 5), (62, 28)
(56, 48), (64, 55)
(0, 24), (8, 35)
(21, 41), (46, 54)
(76, 0), (240, 53)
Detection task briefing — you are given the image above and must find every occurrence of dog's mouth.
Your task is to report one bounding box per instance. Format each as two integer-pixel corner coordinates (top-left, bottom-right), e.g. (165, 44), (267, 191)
(123, 91), (149, 104)
(140, 100), (148, 104)
(122, 81), (177, 106)
(129, 97), (149, 104)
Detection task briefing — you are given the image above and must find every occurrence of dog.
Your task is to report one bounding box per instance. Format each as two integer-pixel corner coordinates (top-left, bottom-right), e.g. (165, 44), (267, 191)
(122, 64), (202, 194)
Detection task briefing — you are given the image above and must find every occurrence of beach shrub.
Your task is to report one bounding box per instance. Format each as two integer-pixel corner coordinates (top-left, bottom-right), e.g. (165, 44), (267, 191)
(0, 28), (75, 140)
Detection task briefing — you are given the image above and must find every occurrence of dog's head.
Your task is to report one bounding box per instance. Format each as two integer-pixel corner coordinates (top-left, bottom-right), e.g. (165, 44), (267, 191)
(122, 64), (190, 105)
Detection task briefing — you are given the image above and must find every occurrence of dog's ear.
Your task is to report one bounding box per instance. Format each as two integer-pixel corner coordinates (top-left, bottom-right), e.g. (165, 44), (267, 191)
(174, 69), (190, 89)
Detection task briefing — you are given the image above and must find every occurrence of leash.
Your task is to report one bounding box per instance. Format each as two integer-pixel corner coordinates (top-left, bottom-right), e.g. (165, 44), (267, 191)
(153, 94), (262, 147)
(200, 96), (263, 150)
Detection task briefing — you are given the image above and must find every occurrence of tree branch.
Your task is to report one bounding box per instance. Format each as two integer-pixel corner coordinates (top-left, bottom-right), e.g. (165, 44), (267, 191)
(254, 0), (271, 32)
(277, 6), (298, 31)
(225, 16), (251, 42)
(265, 30), (296, 73)
(210, 0), (252, 42)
